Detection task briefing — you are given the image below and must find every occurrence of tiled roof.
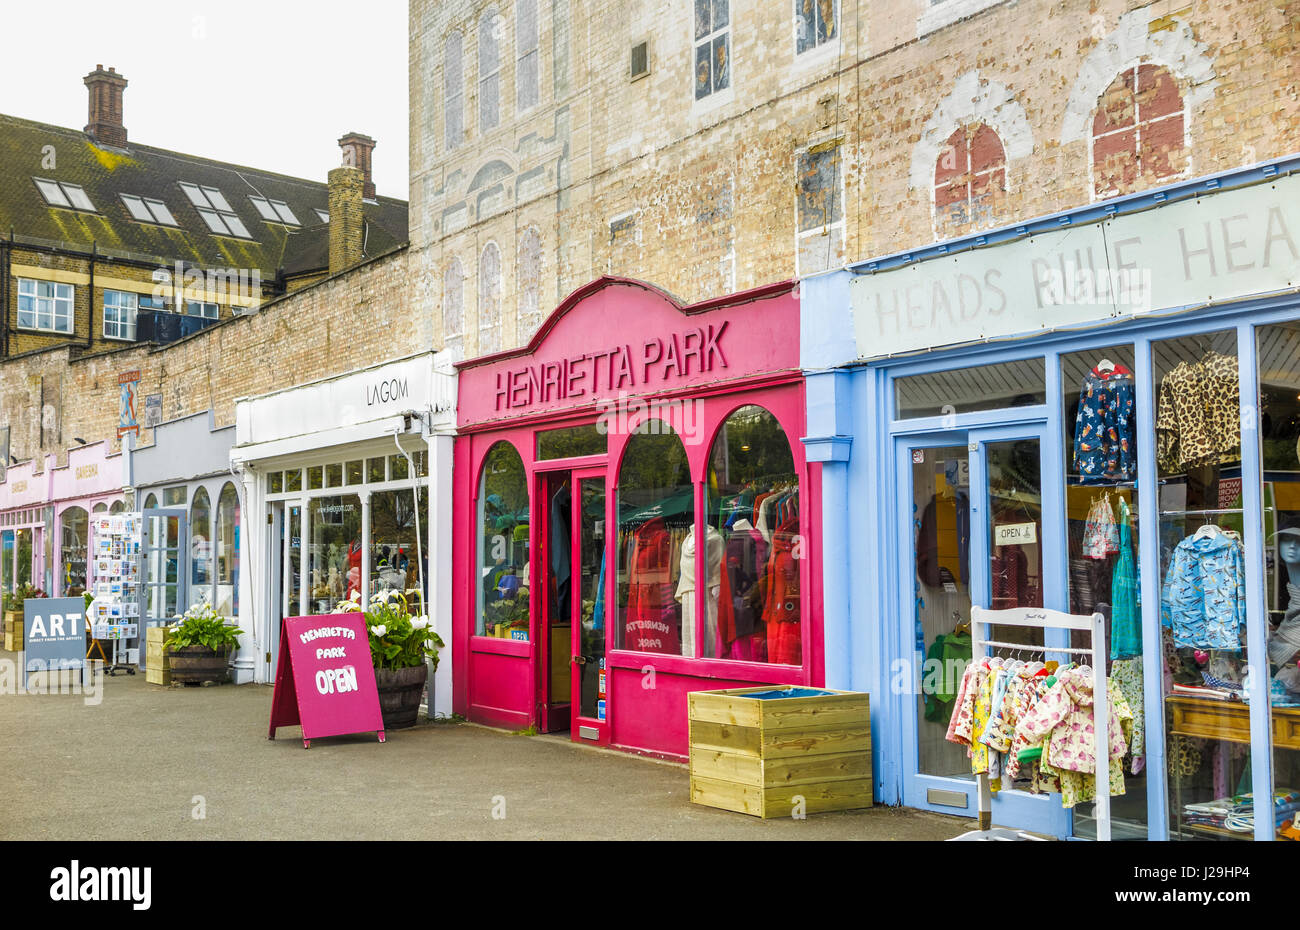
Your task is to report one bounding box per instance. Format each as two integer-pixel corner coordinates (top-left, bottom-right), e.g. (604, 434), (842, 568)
(0, 113), (407, 276)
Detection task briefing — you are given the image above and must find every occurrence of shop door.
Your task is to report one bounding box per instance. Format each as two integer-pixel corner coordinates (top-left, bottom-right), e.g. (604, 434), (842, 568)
(537, 472), (573, 733)
(570, 471), (608, 744)
(140, 509), (188, 669)
(896, 423), (1069, 838)
(268, 502), (302, 675)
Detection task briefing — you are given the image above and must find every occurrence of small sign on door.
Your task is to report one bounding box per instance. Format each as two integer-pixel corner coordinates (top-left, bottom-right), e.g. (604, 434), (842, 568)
(912, 450), (925, 464)
(994, 522), (1037, 546)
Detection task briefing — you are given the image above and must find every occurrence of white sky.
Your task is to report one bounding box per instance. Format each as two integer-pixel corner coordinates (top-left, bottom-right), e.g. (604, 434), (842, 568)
(0, 0), (410, 199)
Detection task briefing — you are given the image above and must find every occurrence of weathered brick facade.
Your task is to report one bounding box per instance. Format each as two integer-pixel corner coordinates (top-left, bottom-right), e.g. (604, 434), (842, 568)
(411, 0), (1300, 359)
(0, 246), (414, 466)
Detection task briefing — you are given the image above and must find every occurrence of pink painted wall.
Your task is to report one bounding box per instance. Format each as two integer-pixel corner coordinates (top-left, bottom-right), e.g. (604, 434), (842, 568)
(453, 277), (820, 758)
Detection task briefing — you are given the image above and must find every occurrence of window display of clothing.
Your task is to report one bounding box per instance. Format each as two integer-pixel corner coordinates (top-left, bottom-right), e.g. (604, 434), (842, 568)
(922, 630), (973, 722)
(1161, 527), (1247, 650)
(991, 546), (1034, 609)
(676, 524), (723, 658)
(1110, 499), (1141, 660)
(624, 517), (680, 654)
(917, 491), (970, 588)
(762, 514), (802, 666)
(1156, 351), (1241, 472)
(1082, 494), (1119, 559)
(1073, 362), (1137, 483)
(719, 519), (767, 660)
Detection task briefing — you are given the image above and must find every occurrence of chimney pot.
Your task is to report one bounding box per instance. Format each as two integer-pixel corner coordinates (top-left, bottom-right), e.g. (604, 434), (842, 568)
(338, 132), (377, 200)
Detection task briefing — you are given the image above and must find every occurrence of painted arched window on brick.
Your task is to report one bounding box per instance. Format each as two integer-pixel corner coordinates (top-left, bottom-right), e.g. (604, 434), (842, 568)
(444, 31), (464, 150)
(1092, 63), (1186, 198)
(516, 0), (540, 112)
(933, 122), (1006, 235)
(479, 11), (502, 132)
(443, 258), (464, 354)
(516, 227), (542, 344)
(479, 242), (502, 355)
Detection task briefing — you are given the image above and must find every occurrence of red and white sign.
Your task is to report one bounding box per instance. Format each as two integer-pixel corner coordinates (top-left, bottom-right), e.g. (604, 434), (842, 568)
(268, 614), (385, 748)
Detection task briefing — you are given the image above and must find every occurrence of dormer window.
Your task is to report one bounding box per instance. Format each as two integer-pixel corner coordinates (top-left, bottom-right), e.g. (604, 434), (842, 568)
(35, 178), (96, 212)
(248, 196), (299, 226)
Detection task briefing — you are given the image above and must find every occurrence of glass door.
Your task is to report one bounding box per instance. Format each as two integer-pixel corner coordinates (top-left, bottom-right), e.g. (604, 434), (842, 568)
(898, 423), (1069, 837)
(141, 509), (188, 669)
(538, 471), (573, 733)
(571, 471), (608, 743)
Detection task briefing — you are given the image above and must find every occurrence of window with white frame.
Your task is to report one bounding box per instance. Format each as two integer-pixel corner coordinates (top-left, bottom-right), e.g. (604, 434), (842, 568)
(179, 183), (252, 238)
(248, 195), (300, 226)
(120, 194), (178, 225)
(445, 32), (465, 150)
(17, 279), (74, 333)
(186, 301), (219, 320)
(34, 178), (97, 212)
(103, 289), (139, 341)
(693, 0), (730, 100)
(516, 0), (540, 111)
(479, 11), (502, 131)
(795, 0), (838, 54)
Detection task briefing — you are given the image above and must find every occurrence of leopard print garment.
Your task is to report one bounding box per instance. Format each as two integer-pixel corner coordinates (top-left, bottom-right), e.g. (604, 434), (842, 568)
(1155, 352), (1240, 472)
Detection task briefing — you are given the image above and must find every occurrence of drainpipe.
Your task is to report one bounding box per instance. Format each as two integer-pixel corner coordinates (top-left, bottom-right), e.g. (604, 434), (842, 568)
(3, 227), (12, 357)
(87, 242), (96, 350)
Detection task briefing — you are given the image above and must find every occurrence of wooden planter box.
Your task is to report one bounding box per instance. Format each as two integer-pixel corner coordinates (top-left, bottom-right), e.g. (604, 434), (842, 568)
(4, 618), (23, 653)
(167, 645), (231, 685)
(145, 627), (172, 686)
(688, 687), (872, 819)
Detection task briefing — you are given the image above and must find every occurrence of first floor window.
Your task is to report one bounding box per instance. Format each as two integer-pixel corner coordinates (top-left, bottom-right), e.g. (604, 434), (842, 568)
(17, 279), (74, 333)
(103, 290), (138, 341)
(186, 301), (218, 319)
(694, 0), (730, 100)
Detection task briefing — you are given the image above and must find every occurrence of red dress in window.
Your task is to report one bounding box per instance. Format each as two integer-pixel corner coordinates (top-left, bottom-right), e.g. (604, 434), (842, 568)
(624, 518), (680, 654)
(762, 516), (802, 666)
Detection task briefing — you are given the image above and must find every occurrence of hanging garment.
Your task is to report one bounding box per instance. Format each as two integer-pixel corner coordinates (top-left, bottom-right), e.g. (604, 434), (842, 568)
(1110, 656), (1146, 774)
(722, 523), (766, 642)
(945, 659), (984, 747)
(550, 484), (572, 624)
(1156, 353), (1241, 472)
(1110, 499), (1141, 660)
(762, 515), (802, 666)
(1073, 364), (1137, 483)
(624, 518), (679, 654)
(676, 525), (724, 658)
(922, 631), (973, 723)
(1161, 530), (1247, 650)
(592, 551), (606, 631)
(1269, 583), (1300, 692)
(991, 546), (1031, 609)
(1082, 496), (1120, 560)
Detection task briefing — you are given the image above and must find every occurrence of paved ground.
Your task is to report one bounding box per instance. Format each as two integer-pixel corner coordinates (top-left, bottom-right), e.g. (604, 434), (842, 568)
(0, 653), (970, 841)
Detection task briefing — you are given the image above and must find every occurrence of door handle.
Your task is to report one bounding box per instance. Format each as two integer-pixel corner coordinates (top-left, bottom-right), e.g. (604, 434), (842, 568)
(571, 655), (587, 665)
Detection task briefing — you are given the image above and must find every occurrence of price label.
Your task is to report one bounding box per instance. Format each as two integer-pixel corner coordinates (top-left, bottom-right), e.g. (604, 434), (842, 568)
(994, 522), (1037, 546)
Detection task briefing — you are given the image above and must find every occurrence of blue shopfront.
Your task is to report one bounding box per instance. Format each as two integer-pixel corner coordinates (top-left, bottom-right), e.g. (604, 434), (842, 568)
(803, 157), (1300, 840)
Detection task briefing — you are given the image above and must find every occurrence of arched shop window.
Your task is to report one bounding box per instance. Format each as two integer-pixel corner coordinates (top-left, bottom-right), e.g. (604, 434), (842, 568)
(216, 483), (240, 618)
(478, 442), (529, 638)
(93, 503), (108, 513)
(60, 506), (89, 597)
(143, 493), (158, 511)
(616, 421), (693, 655)
(705, 406), (801, 664)
(190, 487), (212, 607)
(109, 501), (125, 514)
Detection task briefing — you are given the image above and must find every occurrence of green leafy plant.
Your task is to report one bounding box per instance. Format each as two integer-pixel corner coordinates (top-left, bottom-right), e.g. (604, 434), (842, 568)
(483, 588), (530, 633)
(6, 584), (46, 613)
(337, 588), (445, 672)
(168, 602), (243, 652)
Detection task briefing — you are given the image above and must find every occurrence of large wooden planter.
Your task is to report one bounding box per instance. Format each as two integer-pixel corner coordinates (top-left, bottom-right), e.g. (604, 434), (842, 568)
(168, 645), (231, 685)
(375, 664), (428, 730)
(688, 687), (872, 819)
(146, 627), (172, 686)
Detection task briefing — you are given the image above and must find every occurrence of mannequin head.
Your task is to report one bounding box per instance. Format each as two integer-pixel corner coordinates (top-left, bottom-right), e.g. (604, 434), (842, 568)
(1277, 518), (1300, 589)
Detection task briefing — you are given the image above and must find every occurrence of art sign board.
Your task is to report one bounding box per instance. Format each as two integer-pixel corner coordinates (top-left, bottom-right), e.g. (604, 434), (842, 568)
(24, 597), (88, 681)
(268, 614), (385, 748)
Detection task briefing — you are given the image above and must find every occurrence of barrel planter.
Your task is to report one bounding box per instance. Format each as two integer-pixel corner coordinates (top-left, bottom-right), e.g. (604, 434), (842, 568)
(168, 645), (231, 685)
(374, 664), (428, 730)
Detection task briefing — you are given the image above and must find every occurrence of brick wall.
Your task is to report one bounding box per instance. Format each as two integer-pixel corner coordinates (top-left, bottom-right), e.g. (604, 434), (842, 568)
(411, 0), (1300, 359)
(0, 246), (414, 466)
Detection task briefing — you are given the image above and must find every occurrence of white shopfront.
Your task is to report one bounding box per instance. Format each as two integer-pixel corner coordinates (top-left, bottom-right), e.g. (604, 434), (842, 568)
(231, 352), (457, 712)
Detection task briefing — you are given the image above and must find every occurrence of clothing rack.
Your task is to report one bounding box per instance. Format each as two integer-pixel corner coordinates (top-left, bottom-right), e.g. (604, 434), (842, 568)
(1157, 507), (1242, 517)
(968, 606), (1111, 841)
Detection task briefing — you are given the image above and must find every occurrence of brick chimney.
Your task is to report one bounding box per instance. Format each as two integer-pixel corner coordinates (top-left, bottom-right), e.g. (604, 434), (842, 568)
(84, 65), (128, 147)
(328, 165), (365, 273)
(338, 133), (377, 200)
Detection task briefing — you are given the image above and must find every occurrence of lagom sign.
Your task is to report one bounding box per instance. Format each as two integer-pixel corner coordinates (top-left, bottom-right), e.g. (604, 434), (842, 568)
(850, 174), (1300, 359)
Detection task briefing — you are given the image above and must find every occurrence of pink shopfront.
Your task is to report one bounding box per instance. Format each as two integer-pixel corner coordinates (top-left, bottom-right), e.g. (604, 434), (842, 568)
(453, 277), (822, 758)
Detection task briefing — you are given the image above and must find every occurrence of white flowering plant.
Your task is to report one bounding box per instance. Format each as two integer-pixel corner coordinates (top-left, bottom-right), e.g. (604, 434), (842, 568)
(168, 601), (243, 652)
(337, 588), (444, 672)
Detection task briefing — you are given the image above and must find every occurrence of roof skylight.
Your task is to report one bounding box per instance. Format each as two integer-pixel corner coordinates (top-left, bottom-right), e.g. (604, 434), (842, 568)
(35, 178), (96, 212)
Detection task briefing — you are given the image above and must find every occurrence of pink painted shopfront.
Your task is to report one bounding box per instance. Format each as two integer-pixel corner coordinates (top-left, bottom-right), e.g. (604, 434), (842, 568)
(0, 459), (51, 597)
(453, 277), (822, 758)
